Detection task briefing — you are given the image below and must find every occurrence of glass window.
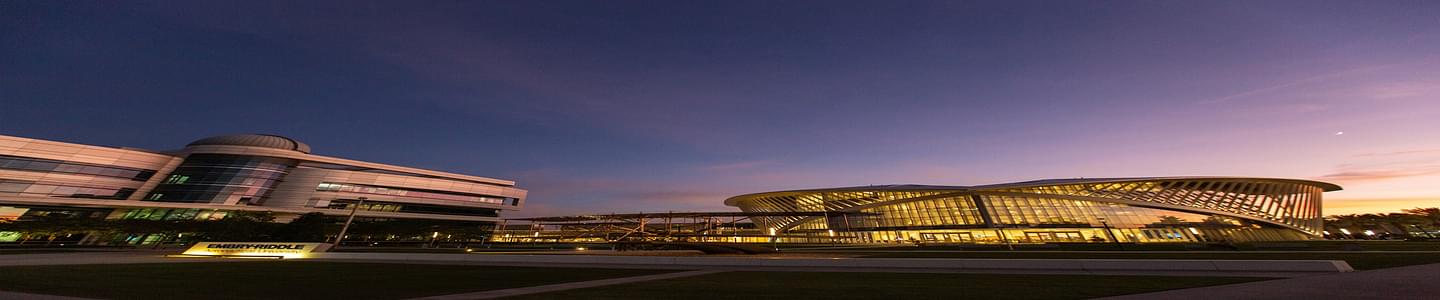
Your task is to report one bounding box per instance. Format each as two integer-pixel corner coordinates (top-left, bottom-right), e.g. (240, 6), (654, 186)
(0, 181), (30, 193)
(25, 162), (59, 170)
(0, 155), (158, 181)
(145, 154), (297, 204)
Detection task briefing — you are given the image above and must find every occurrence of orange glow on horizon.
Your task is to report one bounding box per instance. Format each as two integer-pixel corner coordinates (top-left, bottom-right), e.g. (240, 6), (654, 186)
(1324, 198), (1440, 215)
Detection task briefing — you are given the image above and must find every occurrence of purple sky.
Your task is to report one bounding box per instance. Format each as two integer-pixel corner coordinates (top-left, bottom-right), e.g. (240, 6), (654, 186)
(3, 1), (1439, 216)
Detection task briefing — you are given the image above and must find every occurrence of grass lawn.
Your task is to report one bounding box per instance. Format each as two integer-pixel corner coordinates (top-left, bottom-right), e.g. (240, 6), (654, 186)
(506, 271), (1264, 300)
(1276, 241), (1440, 251)
(0, 249), (99, 255)
(0, 261), (671, 300)
(852, 251), (1440, 270)
(802, 241), (1440, 252)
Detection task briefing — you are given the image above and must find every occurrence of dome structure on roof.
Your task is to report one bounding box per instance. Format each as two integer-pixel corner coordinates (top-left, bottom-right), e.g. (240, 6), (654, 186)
(186, 134), (312, 153)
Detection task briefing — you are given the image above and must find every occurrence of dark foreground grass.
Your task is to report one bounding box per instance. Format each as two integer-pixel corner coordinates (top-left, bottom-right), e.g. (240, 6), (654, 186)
(854, 251), (1440, 270)
(506, 271), (1264, 300)
(0, 261), (669, 300)
(0, 249), (98, 255)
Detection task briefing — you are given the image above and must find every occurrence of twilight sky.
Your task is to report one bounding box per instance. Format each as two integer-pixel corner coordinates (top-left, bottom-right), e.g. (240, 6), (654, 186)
(3, 1), (1439, 217)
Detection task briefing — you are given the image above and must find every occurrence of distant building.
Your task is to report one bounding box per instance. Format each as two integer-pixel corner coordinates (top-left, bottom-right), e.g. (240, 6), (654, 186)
(0, 134), (525, 244)
(726, 178), (1339, 244)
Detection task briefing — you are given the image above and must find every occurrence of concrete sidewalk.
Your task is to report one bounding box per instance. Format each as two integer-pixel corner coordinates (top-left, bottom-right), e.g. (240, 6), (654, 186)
(0, 290), (99, 300)
(319, 258), (1327, 278)
(0, 251), (230, 267)
(308, 252), (1355, 275)
(404, 270), (725, 300)
(0, 251), (1353, 278)
(1094, 262), (1440, 300)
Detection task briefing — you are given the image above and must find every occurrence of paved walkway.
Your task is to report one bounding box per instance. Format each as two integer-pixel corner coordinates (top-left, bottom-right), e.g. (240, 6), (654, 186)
(0, 290), (99, 300)
(0, 252), (226, 267)
(792, 249), (1440, 253)
(404, 270), (725, 300)
(318, 258), (1321, 278)
(1094, 262), (1440, 300)
(0, 251), (1341, 278)
(7, 252), (1427, 299)
(309, 252), (1353, 275)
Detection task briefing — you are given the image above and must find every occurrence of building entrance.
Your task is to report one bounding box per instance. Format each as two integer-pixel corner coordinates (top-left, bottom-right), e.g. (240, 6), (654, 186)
(920, 232), (974, 243)
(1023, 231), (1085, 243)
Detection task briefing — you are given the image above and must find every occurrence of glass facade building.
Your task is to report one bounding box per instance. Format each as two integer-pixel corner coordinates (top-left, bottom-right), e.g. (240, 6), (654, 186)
(726, 178), (1338, 244)
(144, 154), (298, 205)
(0, 133), (528, 245)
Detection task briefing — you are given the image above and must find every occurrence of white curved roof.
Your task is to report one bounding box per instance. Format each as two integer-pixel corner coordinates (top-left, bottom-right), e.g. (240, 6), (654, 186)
(187, 134), (312, 153)
(724, 176), (1341, 206)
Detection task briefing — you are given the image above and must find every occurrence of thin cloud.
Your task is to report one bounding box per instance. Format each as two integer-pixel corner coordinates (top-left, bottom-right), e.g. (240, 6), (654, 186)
(1355, 149), (1440, 157)
(1196, 62), (1409, 105)
(1316, 165), (1440, 182)
(699, 160), (774, 172)
(1364, 81), (1440, 100)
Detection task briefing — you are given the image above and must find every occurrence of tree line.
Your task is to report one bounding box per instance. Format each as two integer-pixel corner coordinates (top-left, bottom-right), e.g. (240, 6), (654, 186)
(1324, 207), (1440, 239)
(0, 212), (493, 246)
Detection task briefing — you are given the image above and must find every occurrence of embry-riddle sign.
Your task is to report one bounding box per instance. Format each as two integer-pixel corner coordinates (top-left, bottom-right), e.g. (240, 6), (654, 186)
(182, 242), (330, 258)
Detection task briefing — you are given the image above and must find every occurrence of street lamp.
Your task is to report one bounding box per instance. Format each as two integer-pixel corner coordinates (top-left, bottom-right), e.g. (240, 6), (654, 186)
(768, 228), (778, 251)
(1097, 217), (1123, 250)
(332, 197), (367, 249)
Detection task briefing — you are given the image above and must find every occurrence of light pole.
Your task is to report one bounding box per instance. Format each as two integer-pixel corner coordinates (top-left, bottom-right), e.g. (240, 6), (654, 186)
(332, 197), (367, 249)
(997, 227), (1014, 250)
(1097, 217), (1123, 250)
(769, 228), (778, 251)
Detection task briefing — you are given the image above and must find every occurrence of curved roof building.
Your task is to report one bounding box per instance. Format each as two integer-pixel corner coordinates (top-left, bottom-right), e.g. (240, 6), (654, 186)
(726, 177), (1339, 244)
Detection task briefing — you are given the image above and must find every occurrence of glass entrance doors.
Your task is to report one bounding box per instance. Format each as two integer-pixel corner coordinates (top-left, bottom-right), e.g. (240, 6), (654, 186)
(1023, 231), (1086, 243)
(920, 232), (975, 243)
